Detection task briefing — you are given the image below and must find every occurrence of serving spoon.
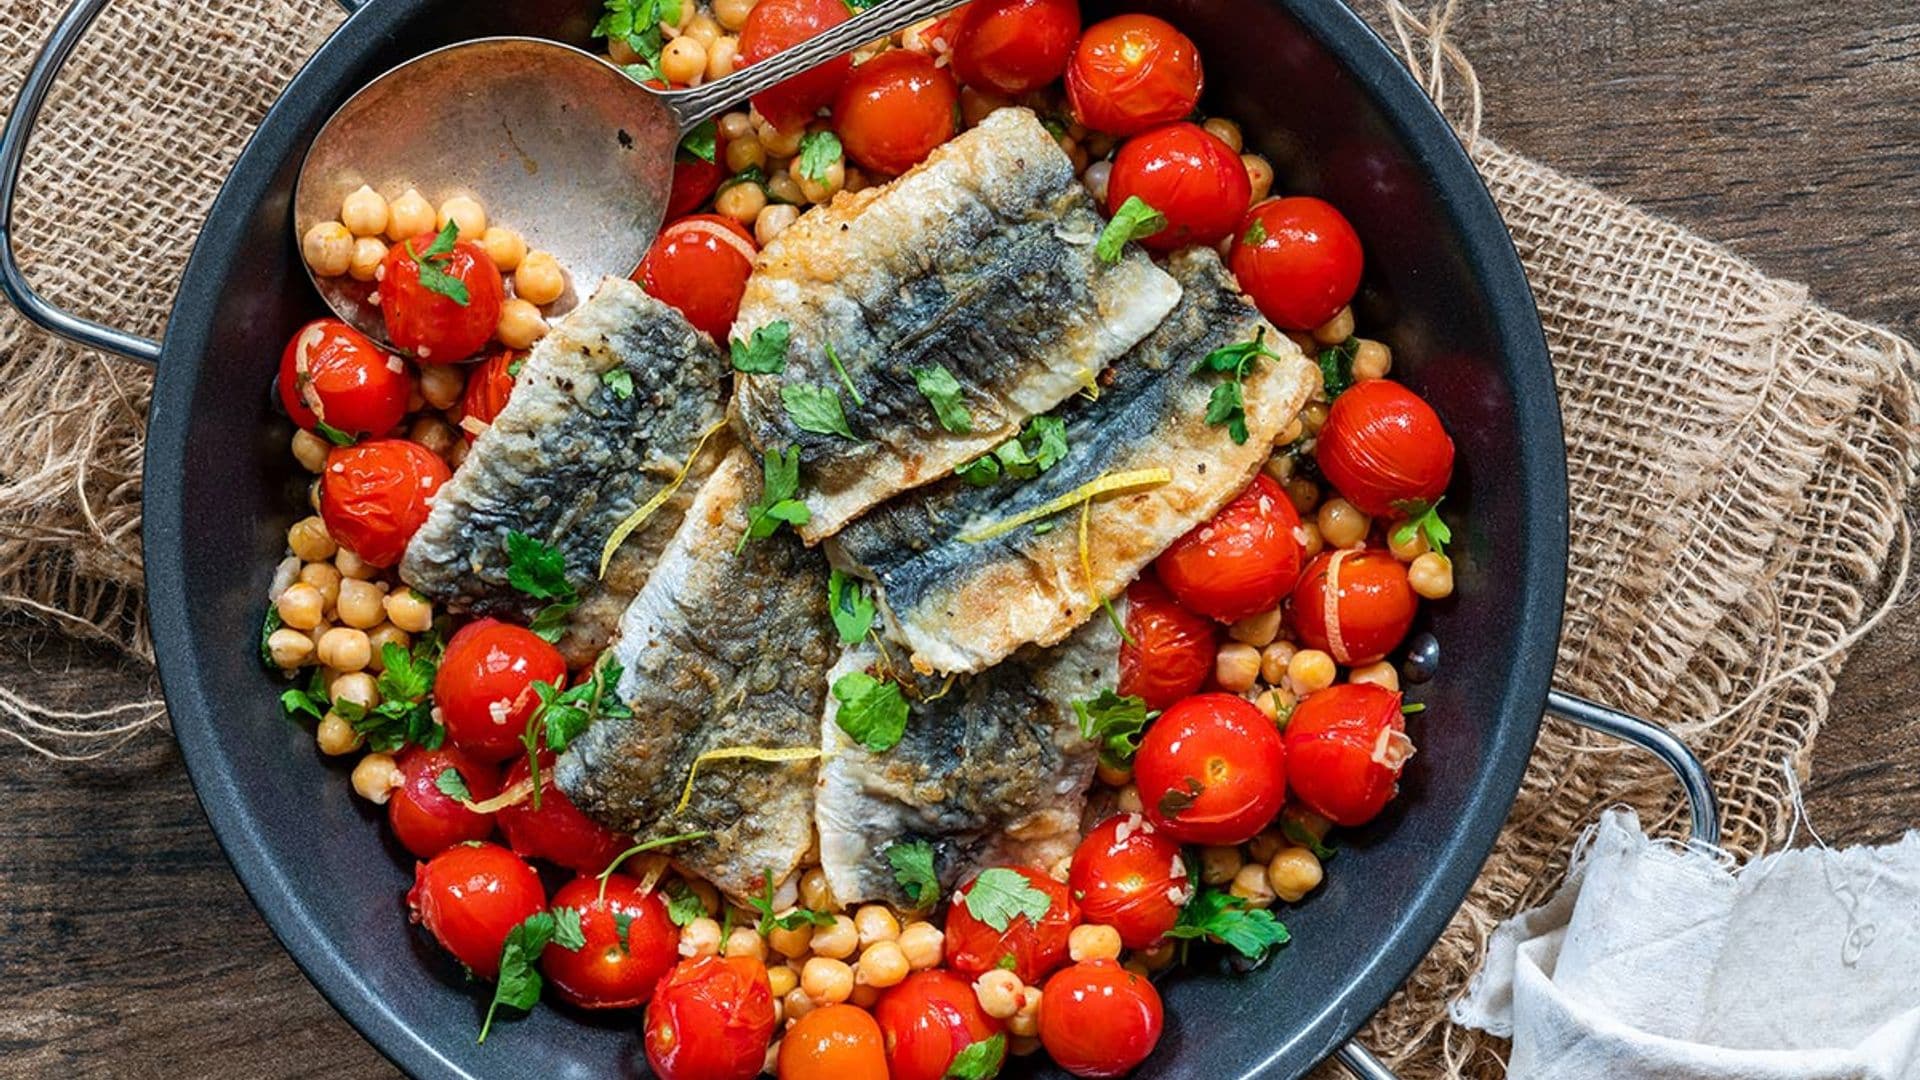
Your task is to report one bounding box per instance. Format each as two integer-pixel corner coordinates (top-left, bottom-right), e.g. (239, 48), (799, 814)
(295, 0), (959, 343)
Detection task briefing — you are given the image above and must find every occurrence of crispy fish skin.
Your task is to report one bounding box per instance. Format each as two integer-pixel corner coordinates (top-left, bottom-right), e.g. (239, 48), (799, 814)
(816, 619), (1116, 908)
(554, 447), (831, 903)
(828, 249), (1314, 675)
(399, 277), (729, 666)
(731, 107), (1181, 542)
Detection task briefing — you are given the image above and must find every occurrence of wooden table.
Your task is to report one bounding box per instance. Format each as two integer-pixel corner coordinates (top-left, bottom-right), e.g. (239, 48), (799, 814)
(4, 1), (1915, 1075)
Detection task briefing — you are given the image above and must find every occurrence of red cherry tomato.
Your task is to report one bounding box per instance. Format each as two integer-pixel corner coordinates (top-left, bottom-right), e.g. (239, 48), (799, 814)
(777, 1004), (888, 1080)
(387, 745), (501, 857)
(1038, 960), (1164, 1078)
(379, 231), (505, 362)
(276, 318), (410, 437)
(1285, 682), (1414, 826)
(458, 348), (518, 440)
(1314, 378), (1456, 518)
(667, 153), (728, 219)
(949, 0), (1081, 95)
(637, 214), (758, 341)
(541, 874), (679, 1009)
(432, 620), (569, 763)
(944, 867), (1080, 984)
(1229, 196), (1364, 331)
(1290, 549), (1417, 665)
(1154, 474), (1305, 623)
(1068, 813), (1192, 949)
(407, 841), (546, 980)
(1118, 574), (1217, 711)
(874, 970), (1006, 1080)
(644, 956), (778, 1080)
(318, 439), (451, 568)
(1107, 122), (1252, 251)
(497, 751), (628, 874)
(834, 50), (958, 177)
(1135, 693), (1286, 845)
(738, 0), (852, 131)
(1065, 15), (1203, 137)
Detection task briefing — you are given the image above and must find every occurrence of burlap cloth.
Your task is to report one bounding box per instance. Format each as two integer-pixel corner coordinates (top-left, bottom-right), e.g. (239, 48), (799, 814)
(0, 0), (1913, 1075)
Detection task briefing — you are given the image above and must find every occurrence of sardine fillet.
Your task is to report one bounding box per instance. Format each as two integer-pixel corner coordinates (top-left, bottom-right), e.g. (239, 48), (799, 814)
(553, 447), (831, 902)
(399, 277), (729, 666)
(732, 107), (1181, 542)
(828, 249), (1315, 675)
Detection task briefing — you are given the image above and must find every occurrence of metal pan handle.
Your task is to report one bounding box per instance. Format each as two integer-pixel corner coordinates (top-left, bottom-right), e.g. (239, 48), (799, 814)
(1333, 689), (1720, 1080)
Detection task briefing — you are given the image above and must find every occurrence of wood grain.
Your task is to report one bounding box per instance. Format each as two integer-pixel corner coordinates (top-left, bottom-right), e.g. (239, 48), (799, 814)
(1, 1), (1915, 1075)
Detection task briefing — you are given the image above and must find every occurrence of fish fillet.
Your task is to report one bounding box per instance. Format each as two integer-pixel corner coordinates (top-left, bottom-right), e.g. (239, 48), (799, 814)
(828, 249), (1315, 675)
(731, 107), (1181, 542)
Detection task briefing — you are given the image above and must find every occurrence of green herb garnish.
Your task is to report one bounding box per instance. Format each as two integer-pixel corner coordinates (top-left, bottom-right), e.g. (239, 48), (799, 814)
(406, 219), (470, 306)
(678, 117), (717, 163)
(749, 869), (836, 935)
(1195, 329), (1286, 444)
(1165, 887), (1291, 962)
(738, 447), (811, 551)
(1072, 689), (1157, 769)
(434, 767), (472, 803)
(601, 369), (634, 400)
(313, 420), (357, 447)
(827, 569), (877, 645)
(479, 909), (586, 1042)
(944, 1034), (1008, 1079)
(961, 868), (1052, 932)
(1095, 195), (1166, 263)
(832, 670), (909, 752)
(504, 530), (579, 642)
(782, 384), (857, 440)
(1318, 337), (1357, 400)
(336, 637), (445, 752)
(797, 130), (843, 183)
(913, 364), (973, 433)
(1391, 497), (1452, 557)
(730, 321), (791, 374)
(886, 839), (940, 910)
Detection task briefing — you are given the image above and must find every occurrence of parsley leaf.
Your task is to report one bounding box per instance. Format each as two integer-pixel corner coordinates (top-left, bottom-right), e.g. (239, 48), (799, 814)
(678, 117), (717, 163)
(612, 911), (636, 955)
(1095, 195), (1166, 263)
(1391, 497), (1452, 558)
(1318, 337), (1357, 401)
(1206, 380), (1248, 444)
(956, 415), (1070, 486)
(1243, 218), (1268, 246)
(313, 420), (357, 447)
(551, 906), (587, 951)
(749, 869), (836, 935)
(260, 606), (283, 669)
(521, 658), (631, 809)
(280, 667), (329, 722)
(955, 454), (1001, 486)
(1165, 887), (1291, 963)
(1195, 330), (1286, 445)
(832, 671), (910, 752)
(434, 767), (472, 803)
(1072, 689), (1157, 769)
(885, 839), (940, 910)
(406, 219), (471, 306)
(505, 530), (579, 641)
(944, 1034), (1007, 1079)
(507, 356), (526, 377)
(593, 0), (682, 77)
(797, 130), (843, 183)
(963, 869), (1053, 932)
(913, 364), (973, 433)
(1157, 776), (1204, 819)
(339, 638), (445, 752)
(730, 321), (791, 374)
(738, 447), (811, 551)
(782, 384), (857, 440)
(601, 368), (634, 400)
(1280, 815), (1337, 861)
(479, 909), (582, 1042)
(827, 569), (877, 645)
(663, 880), (706, 927)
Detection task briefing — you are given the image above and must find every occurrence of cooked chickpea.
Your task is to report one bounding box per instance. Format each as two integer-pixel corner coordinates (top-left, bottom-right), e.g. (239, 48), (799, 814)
(276, 583), (325, 631)
(799, 867), (835, 912)
(683, 13), (721, 46)
(1246, 828), (1286, 863)
(1136, 941), (1178, 971)
(809, 914), (858, 960)
(1284, 476), (1320, 514)
(1350, 660), (1400, 691)
(1010, 1034), (1043, 1057)
(1259, 641), (1297, 684)
(756, 119), (804, 158)
(386, 188), (435, 241)
(767, 963), (799, 998)
(407, 416), (455, 460)
(1214, 642), (1261, 693)
(1199, 846), (1244, 886)
(682, 878), (720, 916)
(315, 711), (361, 755)
(340, 185), (389, 237)
(350, 751), (403, 803)
(1313, 306), (1356, 346)
(436, 195), (487, 238)
(1242, 153), (1275, 203)
(514, 250), (566, 306)
(1008, 986), (1043, 1037)
(482, 226), (526, 272)
(1095, 759), (1132, 787)
(723, 926), (766, 961)
(959, 85), (1011, 128)
(715, 180), (768, 225)
(854, 905), (900, 947)
(660, 35), (708, 84)
(1387, 522), (1429, 561)
(1229, 607), (1282, 647)
(346, 236), (388, 283)
(1082, 159), (1112, 205)
(1302, 400), (1330, 433)
(1202, 116), (1243, 153)
(267, 628), (316, 668)
(897, 921), (944, 970)
(1264, 451), (1295, 484)
(718, 111), (755, 142)
(496, 298), (549, 350)
(308, 479), (323, 515)
(768, 921), (814, 960)
(336, 578), (386, 629)
(1267, 846), (1324, 902)
(1068, 923), (1123, 962)
(679, 916), (723, 958)
(365, 624), (410, 670)
(334, 548), (376, 581)
(301, 221), (353, 277)
(298, 560), (341, 608)
(792, 156), (845, 204)
(291, 428), (330, 473)
(706, 35), (739, 80)
(1352, 338), (1392, 380)
(332, 671), (379, 712)
(755, 203), (800, 247)
(316, 627), (372, 671)
(1287, 648), (1336, 695)
(1229, 861), (1277, 908)
(1300, 520), (1325, 559)
(417, 365), (464, 412)
(856, 940), (909, 988)
(1317, 497), (1371, 549)
(1276, 416), (1305, 446)
(801, 957), (855, 1004)
(766, 170), (805, 205)
(783, 984), (816, 1022)
(713, 0), (755, 30)
(447, 439), (471, 470)
(973, 969), (1023, 1019)
(1409, 552), (1454, 599)
(1115, 782), (1144, 814)
(724, 133), (767, 174)
(382, 588), (433, 634)
(607, 35), (641, 65)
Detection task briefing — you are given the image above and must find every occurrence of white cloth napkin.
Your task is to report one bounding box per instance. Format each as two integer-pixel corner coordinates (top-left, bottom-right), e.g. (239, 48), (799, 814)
(1451, 808), (1920, 1079)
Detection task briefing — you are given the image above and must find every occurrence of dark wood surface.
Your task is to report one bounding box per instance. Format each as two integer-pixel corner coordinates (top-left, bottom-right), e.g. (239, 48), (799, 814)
(3, 2), (1916, 1077)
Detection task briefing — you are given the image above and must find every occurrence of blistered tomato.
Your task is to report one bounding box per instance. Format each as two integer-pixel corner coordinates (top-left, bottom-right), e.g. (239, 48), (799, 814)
(834, 50), (958, 176)
(387, 745), (501, 857)
(874, 970), (1006, 1080)
(668, 153), (728, 219)
(379, 229), (505, 362)
(949, 0), (1080, 96)
(277, 318), (410, 438)
(738, 0), (852, 131)
(1118, 574), (1218, 711)
(457, 348), (518, 440)
(1068, 813), (1192, 949)
(541, 874), (679, 1009)
(1038, 960), (1164, 1077)
(497, 751), (628, 874)
(637, 214), (757, 341)
(777, 1004), (888, 1079)
(1290, 549), (1417, 665)
(1154, 474), (1305, 623)
(1065, 15), (1203, 137)
(1135, 693), (1286, 845)
(944, 866), (1080, 984)
(1229, 196), (1364, 331)
(407, 841), (546, 980)
(318, 439), (451, 567)
(644, 956), (777, 1080)
(1284, 682), (1414, 826)
(1107, 122), (1252, 251)
(432, 620), (569, 763)
(1314, 378), (1455, 519)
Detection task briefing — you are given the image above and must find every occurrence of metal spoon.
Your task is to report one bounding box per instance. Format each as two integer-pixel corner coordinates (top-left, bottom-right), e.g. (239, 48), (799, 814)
(295, 0), (960, 343)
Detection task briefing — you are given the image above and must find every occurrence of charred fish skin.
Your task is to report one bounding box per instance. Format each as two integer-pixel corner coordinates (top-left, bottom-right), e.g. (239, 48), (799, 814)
(554, 447), (832, 904)
(828, 248), (1316, 675)
(398, 277), (729, 666)
(731, 107), (1181, 542)
(816, 618), (1117, 909)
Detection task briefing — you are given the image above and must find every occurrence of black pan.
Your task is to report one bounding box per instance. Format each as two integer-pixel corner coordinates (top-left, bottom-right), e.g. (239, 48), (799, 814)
(0, 0), (1716, 1075)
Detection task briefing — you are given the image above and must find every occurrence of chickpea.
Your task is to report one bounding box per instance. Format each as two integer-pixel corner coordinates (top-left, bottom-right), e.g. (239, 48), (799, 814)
(332, 671), (379, 712)
(1268, 846), (1324, 902)
(1115, 783), (1144, 815)
(718, 111), (755, 142)
(1068, 924), (1123, 962)
(350, 752), (403, 803)
(334, 547), (376, 581)
(267, 628), (316, 668)
(1388, 522), (1429, 561)
(897, 921), (944, 970)
(447, 438), (471, 470)
(435, 195), (487, 238)
(972, 969), (1023, 1019)
(856, 940), (910, 989)
(1242, 153), (1275, 203)
(365, 624), (410, 671)
(1352, 337), (1392, 380)
(1095, 759), (1132, 788)
(291, 428), (330, 473)
(757, 119), (804, 158)
(679, 917), (723, 958)
(1228, 607), (1282, 648)
(854, 905), (901, 947)
(340, 236), (387, 283)
(1000, 986), (1041, 1037)
(1287, 648), (1336, 695)
(299, 560), (342, 609)
(1229, 861), (1277, 908)
(1199, 846), (1244, 886)
(1409, 552), (1455, 599)
(1282, 806), (1334, 846)
(1317, 497), (1371, 549)
(685, 878), (721, 916)
(1350, 660), (1400, 691)
(809, 914), (858, 960)
(496, 298), (549, 350)
(1253, 686), (1296, 721)
(340, 185), (389, 237)
(1246, 828), (1286, 864)
(713, 0), (755, 31)
(755, 203), (800, 247)
(382, 588), (434, 634)
(959, 85), (1010, 128)
(401, 417), (451, 462)
(412, 374), (461, 422)
(767, 964), (799, 998)
(724, 133), (767, 174)
(308, 478), (323, 515)
(301, 221), (353, 277)
(316, 711), (362, 755)
(706, 35), (739, 80)
(607, 36), (641, 65)
(386, 188), (435, 241)
(1214, 642), (1261, 693)
(715, 180), (768, 225)
(317, 627), (372, 672)
(722, 926), (766, 961)
(799, 867), (835, 912)
(1202, 116), (1243, 153)
(801, 957), (855, 1004)
(768, 922), (814, 960)
(683, 13), (721, 46)
(336, 578), (386, 629)
(1136, 940), (1178, 971)
(1299, 520), (1325, 559)
(1082, 159), (1112, 205)
(1313, 306), (1356, 346)
(481, 226), (526, 273)
(1259, 641), (1296, 685)
(514, 250), (566, 306)
(766, 170), (805, 205)
(660, 35), (708, 85)
(792, 155), (845, 204)
(1302, 402), (1330, 434)
(1284, 476), (1320, 514)
(276, 583), (325, 631)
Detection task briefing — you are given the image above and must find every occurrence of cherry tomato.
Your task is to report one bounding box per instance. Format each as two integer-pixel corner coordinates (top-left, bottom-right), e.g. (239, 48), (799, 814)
(874, 970), (1006, 1080)
(944, 866), (1080, 984)
(637, 214), (758, 342)
(644, 955), (777, 1080)
(432, 619), (569, 763)
(949, 0), (1080, 95)
(1290, 549), (1417, 665)
(1314, 378), (1456, 518)
(1038, 959), (1164, 1078)
(1135, 693), (1286, 845)
(1229, 196), (1364, 331)
(407, 841), (546, 980)
(1107, 122), (1252, 251)
(1065, 14), (1203, 137)
(1154, 474), (1305, 623)
(318, 439), (451, 568)
(497, 751), (628, 874)
(541, 874), (679, 1009)
(738, 0), (852, 131)
(457, 348), (518, 440)
(276, 318), (410, 437)
(1068, 813), (1192, 949)
(1285, 682), (1414, 826)
(1118, 574), (1217, 711)
(379, 230), (505, 362)
(834, 50), (958, 177)
(387, 745), (501, 858)
(778, 1004), (888, 1079)
(667, 153), (728, 219)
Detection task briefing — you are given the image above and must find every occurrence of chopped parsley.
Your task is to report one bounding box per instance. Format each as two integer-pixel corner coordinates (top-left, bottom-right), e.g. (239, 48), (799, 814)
(826, 568), (877, 645)
(944, 1034), (1008, 1079)
(1165, 887), (1291, 963)
(749, 869), (836, 935)
(335, 638), (445, 752)
(313, 420), (357, 447)
(781, 384), (857, 440)
(522, 658), (632, 809)
(1318, 337), (1358, 400)
(955, 455), (1002, 486)
(962, 869), (1053, 932)
(1156, 776), (1204, 819)
(824, 344), (863, 407)
(738, 446), (811, 551)
(1243, 218), (1268, 246)
(479, 909), (585, 1042)
(1195, 329), (1287, 444)
(1391, 497), (1452, 557)
(279, 666), (329, 722)
(912, 364), (973, 433)
(956, 415), (1069, 484)
(434, 767), (472, 803)
(797, 130), (843, 183)
(406, 220), (470, 306)
(593, 0), (683, 82)
(1095, 195), (1166, 263)
(678, 118), (717, 163)
(260, 607), (284, 669)
(594, 830), (711, 900)
(601, 368), (634, 400)
(612, 911), (635, 955)
(504, 531), (579, 642)
(730, 320), (791, 374)
(663, 880), (706, 926)
(885, 839), (940, 910)
(831, 670), (909, 752)
(1280, 815), (1337, 861)
(1072, 689), (1157, 769)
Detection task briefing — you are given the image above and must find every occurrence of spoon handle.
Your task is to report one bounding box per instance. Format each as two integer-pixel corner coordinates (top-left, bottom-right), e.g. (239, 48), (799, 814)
(661, 0), (966, 130)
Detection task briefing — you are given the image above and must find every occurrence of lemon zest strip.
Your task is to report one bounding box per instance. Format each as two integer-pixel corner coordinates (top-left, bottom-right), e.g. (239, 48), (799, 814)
(676, 745), (824, 815)
(598, 419), (728, 577)
(958, 467), (1172, 545)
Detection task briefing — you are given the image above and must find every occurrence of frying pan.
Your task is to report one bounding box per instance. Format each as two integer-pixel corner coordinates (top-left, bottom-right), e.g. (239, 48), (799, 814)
(0, 0), (1719, 1076)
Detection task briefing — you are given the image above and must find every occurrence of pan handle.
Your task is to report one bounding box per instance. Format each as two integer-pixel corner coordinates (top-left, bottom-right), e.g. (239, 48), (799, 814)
(0, 0), (163, 365)
(1332, 688), (1721, 1079)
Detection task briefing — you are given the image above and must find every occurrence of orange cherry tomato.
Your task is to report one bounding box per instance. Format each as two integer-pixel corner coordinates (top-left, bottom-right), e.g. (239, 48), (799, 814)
(1107, 122), (1252, 251)
(1065, 14), (1203, 137)
(379, 230), (505, 362)
(1284, 682), (1414, 826)
(541, 874), (680, 1009)
(387, 745), (500, 858)
(1290, 549), (1417, 665)
(777, 1004), (888, 1080)
(1229, 196), (1364, 331)
(644, 956), (778, 1080)
(1154, 474), (1305, 622)
(834, 50), (958, 177)
(1118, 573), (1217, 711)
(1068, 813), (1192, 949)
(1315, 378), (1455, 518)
(874, 970), (1006, 1080)
(317, 438), (450, 568)
(738, 0), (852, 131)
(949, 0), (1081, 96)
(1038, 960), (1164, 1078)
(497, 751), (628, 874)
(1135, 693), (1286, 845)
(458, 348), (519, 440)
(276, 318), (410, 438)
(944, 866), (1080, 984)
(431, 620), (569, 763)
(406, 841), (545, 980)
(637, 214), (758, 342)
